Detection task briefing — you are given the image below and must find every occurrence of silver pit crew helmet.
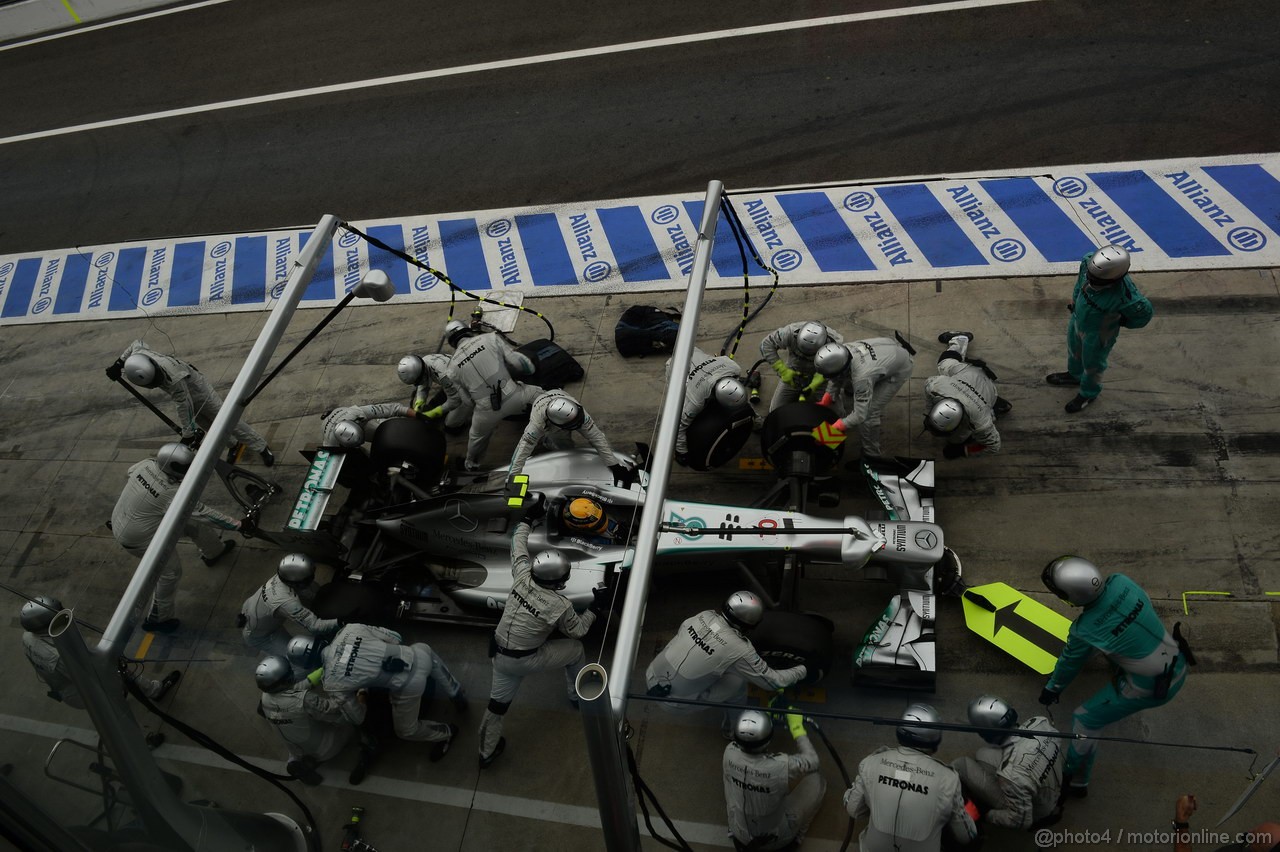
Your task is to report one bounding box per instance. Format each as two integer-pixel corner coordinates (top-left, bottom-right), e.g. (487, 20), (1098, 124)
(793, 322), (830, 357)
(254, 656), (293, 692)
(332, 420), (365, 448)
(123, 353), (161, 388)
(531, 549), (572, 590)
(397, 355), (428, 386)
(896, 702), (944, 752)
(286, 635), (323, 669)
(813, 342), (851, 378)
(445, 319), (471, 348)
(712, 377), (748, 411)
(733, 709), (775, 753)
(156, 443), (194, 480)
(20, 595), (62, 632)
(924, 398), (965, 436)
(277, 554), (316, 588)
(968, 695), (1018, 745)
(546, 398), (585, 431)
(1086, 244), (1131, 284)
(722, 591), (764, 631)
(1042, 555), (1104, 606)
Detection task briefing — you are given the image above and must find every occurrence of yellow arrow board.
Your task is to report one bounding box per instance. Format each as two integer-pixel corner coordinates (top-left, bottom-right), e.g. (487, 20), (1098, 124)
(811, 421), (846, 448)
(961, 582), (1072, 675)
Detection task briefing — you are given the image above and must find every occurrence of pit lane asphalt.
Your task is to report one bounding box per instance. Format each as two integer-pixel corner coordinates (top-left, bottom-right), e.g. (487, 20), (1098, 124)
(1, 265), (1278, 850)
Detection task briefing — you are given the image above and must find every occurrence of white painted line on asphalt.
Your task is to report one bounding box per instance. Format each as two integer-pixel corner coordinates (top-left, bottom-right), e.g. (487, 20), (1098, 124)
(0, 0), (1045, 146)
(3, 711), (830, 848)
(0, 0), (237, 52)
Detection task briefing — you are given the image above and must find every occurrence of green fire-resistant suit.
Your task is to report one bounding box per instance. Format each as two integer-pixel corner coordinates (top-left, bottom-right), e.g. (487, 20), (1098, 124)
(1061, 253), (1153, 399)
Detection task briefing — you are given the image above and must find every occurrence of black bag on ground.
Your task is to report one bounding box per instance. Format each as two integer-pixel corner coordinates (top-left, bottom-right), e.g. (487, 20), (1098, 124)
(614, 306), (680, 357)
(517, 338), (584, 390)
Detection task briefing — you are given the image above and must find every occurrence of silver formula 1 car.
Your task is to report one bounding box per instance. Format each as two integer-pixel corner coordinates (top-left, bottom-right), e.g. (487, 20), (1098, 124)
(255, 403), (954, 690)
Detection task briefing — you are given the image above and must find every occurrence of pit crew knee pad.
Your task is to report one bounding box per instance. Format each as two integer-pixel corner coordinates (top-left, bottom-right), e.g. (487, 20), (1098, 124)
(487, 699), (511, 716)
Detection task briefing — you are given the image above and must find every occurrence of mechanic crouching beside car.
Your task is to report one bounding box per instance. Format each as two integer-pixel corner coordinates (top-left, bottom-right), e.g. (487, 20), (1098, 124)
(645, 592), (806, 733)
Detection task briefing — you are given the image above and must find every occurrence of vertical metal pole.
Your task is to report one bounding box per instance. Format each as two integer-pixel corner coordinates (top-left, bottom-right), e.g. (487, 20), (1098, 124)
(98, 214), (341, 657)
(575, 664), (636, 850)
(586, 181), (722, 850)
(51, 612), (305, 850)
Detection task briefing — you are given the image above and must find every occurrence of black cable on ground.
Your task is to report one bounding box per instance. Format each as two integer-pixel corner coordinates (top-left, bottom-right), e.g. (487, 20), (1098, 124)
(120, 663), (321, 851)
(341, 222), (557, 342)
(625, 741), (695, 851)
(717, 197), (780, 359)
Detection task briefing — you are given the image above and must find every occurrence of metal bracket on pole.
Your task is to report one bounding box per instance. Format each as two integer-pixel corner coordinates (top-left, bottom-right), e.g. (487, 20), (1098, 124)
(584, 181), (724, 850)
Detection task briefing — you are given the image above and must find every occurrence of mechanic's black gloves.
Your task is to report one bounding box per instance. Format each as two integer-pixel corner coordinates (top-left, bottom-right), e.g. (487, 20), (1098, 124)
(1066, 302), (1074, 313)
(238, 516), (257, 538)
(381, 656), (408, 673)
(105, 359), (124, 382)
(521, 492), (546, 524)
(942, 443), (967, 460)
(608, 464), (630, 484)
(588, 584), (614, 614)
(1038, 686), (1061, 707)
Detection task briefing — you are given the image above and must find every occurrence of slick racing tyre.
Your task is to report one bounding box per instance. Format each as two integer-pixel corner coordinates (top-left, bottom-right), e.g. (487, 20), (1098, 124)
(312, 579), (395, 624)
(684, 405), (753, 471)
(759, 403), (843, 477)
(370, 417), (446, 484)
(749, 611), (835, 685)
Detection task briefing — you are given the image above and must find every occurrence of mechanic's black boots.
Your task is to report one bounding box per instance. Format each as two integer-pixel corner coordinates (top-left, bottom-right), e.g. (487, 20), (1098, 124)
(1065, 394), (1093, 414)
(143, 614), (180, 633)
(937, 330), (975, 345)
(1045, 372), (1077, 386)
(201, 539), (236, 567)
(993, 397), (1012, 416)
(430, 724), (459, 763)
(260, 447), (275, 467)
(349, 736), (379, 785)
(287, 758), (323, 787)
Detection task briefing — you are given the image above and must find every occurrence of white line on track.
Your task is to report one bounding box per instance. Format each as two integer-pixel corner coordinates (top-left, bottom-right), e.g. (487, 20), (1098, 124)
(0, 0), (237, 52)
(0, 0), (1045, 147)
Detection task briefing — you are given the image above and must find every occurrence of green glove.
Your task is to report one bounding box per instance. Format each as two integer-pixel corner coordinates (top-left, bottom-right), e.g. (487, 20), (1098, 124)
(422, 405), (445, 420)
(306, 668), (323, 687)
(803, 373), (825, 394)
(787, 711), (807, 739)
(772, 359), (798, 387)
(412, 398), (429, 413)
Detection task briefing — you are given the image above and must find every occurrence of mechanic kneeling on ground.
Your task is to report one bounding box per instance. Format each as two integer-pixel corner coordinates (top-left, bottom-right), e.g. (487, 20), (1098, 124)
(761, 320), (844, 412)
(319, 401), (421, 449)
(397, 352), (472, 432)
(478, 494), (609, 768)
(844, 703), (978, 852)
(664, 345), (753, 468)
(255, 654), (378, 786)
(723, 708), (826, 851)
(951, 694), (1064, 832)
(303, 622), (467, 761)
(645, 591), (806, 733)
(238, 554), (340, 661)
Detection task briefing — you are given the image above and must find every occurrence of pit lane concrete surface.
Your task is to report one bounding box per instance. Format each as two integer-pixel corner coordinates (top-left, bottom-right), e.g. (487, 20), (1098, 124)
(1, 265), (1278, 851)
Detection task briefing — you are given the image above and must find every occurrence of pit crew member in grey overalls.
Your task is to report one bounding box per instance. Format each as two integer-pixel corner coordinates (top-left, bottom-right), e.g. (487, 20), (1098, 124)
(508, 390), (626, 479)
(723, 708), (826, 851)
(111, 443), (240, 632)
(952, 694), (1063, 831)
(255, 654), (378, 786)
(446, 321), (542, 471)
(844, 703), (978, 851)
(21, 595), (179, 708)
(760, 320), (844, 412)
(922, 331), (1007, 460)
(319, 622), (466, 760)
(319, 402), (418, 448)
(645, 592), (807, 716)
(396, 353), (472, 430)
(239, 554), (340, 659)
(108, 340), (274, 465)
(477, 509), (600, 768)
(664, 346), (751, 464)
(813, 337), (915, 459)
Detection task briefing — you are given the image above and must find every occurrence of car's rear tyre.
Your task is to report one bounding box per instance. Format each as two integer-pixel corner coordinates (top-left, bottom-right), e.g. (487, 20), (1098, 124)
(313, 579), (395, 623)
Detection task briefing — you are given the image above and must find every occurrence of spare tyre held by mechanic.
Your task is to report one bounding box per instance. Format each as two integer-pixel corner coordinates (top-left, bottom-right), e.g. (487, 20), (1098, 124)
(319, 622), (466, 760)
(760, 321), (844, 412)
(507, 390), (630, 480)
(664, 345), (752, 468)
(844, 703), (978, 851)
(478, 499), (605, 769)
(445, 320), (544, 471)
(723, 708), (826, 851)
(645, 592), (806, 719)
(923, 332), (1008, 460)
(813, 337), (915, 460)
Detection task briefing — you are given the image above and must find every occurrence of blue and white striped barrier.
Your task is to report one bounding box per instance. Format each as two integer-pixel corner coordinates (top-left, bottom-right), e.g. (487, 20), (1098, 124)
(1, 153), (1276, 326)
